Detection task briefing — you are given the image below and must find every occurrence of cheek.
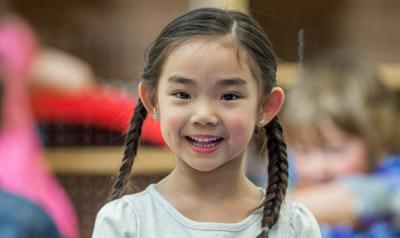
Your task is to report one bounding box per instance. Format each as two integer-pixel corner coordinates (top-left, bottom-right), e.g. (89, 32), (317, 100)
(348, 158), (368, 173)
(294, 156), (315, 180)
(326, 135), (370, 175)
(159, 109), (184, 145)
(227, 115), (255, 142)
(332, 147), (369, 175)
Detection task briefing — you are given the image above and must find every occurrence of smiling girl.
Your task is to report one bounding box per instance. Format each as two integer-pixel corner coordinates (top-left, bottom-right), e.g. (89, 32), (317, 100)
(93, 8), (320, 238)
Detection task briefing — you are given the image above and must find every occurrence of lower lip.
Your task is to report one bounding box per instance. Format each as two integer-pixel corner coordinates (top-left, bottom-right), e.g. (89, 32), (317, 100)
(186, 139), (223, 154)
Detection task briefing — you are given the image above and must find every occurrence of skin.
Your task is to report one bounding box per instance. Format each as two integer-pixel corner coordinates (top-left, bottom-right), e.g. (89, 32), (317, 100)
(139, 36), (284, 223)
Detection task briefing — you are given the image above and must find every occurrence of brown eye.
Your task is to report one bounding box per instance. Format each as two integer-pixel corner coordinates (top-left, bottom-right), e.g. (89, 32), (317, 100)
(173, 92), (191, 99)
(220, 93), (239, 101)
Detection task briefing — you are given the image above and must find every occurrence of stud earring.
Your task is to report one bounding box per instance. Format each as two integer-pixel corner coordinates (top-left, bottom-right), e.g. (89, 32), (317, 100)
(258, 119), (266, 127)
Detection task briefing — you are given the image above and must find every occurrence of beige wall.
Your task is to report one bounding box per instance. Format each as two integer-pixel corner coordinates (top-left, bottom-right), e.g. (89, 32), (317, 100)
(12, 0), (189, 84)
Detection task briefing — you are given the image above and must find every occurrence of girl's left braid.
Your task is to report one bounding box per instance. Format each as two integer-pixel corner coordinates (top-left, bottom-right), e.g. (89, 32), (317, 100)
(110, 99), (147, 200)
(257, 117), (288, 238)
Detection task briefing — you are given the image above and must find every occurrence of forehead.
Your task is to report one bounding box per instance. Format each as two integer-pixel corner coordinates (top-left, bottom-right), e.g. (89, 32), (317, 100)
(159, 37), (257, 84)
(293, 119), (355, 148)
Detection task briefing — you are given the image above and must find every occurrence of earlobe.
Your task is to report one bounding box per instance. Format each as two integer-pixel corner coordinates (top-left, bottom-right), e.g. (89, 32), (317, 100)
(138, 82), (157, 115)
(259, 87), (284, 126)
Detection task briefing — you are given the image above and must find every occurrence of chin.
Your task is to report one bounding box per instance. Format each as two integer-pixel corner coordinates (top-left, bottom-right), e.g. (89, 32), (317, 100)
(192, 163), (222, 173)
(183, 158), (223, 173)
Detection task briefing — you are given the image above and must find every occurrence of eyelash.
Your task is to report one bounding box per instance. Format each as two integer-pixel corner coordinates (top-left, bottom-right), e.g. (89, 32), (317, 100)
(172, 91), (191, 100)
(220, 93), (240, 101)
(171, 91), (241, 101)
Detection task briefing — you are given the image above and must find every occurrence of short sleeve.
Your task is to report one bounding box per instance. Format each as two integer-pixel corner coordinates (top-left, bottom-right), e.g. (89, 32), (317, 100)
(92, 199), (138, 238)
(289, 203), (321, 238)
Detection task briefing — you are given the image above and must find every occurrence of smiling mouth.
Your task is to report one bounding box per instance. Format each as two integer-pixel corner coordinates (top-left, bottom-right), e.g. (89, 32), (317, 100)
(185, 136), (224, 149)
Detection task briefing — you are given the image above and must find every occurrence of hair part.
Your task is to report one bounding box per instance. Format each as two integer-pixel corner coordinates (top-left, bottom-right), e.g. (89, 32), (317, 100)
(111, 8), (288, 236)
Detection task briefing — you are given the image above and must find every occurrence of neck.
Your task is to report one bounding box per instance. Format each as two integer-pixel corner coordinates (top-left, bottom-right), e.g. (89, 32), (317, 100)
(158, 154), (257, 201)
(155, 154), (264, 223)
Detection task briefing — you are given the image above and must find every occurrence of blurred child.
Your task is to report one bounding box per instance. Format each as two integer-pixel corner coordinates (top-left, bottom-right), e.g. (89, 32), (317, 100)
(282, 52), (400, 237)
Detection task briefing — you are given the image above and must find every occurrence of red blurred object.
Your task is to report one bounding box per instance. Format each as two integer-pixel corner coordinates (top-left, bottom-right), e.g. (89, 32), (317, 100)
(31, 86), (165, 145)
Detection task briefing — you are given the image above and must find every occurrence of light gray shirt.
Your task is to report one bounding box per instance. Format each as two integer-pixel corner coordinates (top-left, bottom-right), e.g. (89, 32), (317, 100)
(92, 184), (321, 238)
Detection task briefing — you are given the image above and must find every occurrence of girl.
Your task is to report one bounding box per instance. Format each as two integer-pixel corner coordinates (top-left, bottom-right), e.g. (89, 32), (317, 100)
(282, 53), (400, 237)
(93, 8), (320, 238)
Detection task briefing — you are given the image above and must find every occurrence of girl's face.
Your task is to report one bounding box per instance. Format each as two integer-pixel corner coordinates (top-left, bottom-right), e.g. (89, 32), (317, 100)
(154, 38), (261, 172)
(292, 120), (369, 185)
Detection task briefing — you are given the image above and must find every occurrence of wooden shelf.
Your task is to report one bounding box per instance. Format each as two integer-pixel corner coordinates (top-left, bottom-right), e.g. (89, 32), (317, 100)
(277, 63), (400, 90)
(46, 146), (175, 175)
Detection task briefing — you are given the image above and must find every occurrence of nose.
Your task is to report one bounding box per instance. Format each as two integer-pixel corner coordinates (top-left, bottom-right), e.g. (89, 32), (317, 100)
(306, 153), (332, 183)
(190, 100), (219, 127)
(315, 159), (334, 183)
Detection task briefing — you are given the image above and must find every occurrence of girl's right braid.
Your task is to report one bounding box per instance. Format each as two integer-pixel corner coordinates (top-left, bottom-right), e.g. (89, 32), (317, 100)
(110, 99), (147, 200)
(257, 117), (288, 238)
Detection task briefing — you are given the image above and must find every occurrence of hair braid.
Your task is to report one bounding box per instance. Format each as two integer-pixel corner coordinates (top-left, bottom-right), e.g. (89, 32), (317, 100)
(257, 117), (288, 238)
(110, 99), (147, 200)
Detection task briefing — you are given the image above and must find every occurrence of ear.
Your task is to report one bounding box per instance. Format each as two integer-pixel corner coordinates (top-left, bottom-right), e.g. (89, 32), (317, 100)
(258, 87), (284, 126)
(138, 82), (157, 115)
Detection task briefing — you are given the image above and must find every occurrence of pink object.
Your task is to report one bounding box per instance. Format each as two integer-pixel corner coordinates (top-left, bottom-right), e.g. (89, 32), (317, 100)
(0, 16), (79, 238)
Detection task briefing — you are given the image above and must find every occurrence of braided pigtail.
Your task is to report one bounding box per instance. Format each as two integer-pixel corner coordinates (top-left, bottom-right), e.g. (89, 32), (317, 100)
(257, 117), (288, 238)
(110, 99), (147, 200)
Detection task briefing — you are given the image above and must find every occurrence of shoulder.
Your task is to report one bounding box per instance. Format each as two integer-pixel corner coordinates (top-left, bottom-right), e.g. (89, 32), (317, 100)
(95, 195), (137, 222)
(92, 189), (152, 238)
(278, 201), (321, 238)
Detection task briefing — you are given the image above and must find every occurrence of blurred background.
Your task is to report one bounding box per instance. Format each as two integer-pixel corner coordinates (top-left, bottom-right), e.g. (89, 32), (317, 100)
(0, 0), (399, 237)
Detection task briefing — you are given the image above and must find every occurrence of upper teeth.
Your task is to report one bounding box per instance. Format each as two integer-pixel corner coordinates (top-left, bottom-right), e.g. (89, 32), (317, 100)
(189, 136), (220, 142)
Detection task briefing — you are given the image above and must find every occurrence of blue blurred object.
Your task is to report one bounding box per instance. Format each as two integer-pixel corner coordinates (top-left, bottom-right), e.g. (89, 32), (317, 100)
(0, 189), (61, 238)
(321, 155), (400, 238)
(321, 222), (400, 238)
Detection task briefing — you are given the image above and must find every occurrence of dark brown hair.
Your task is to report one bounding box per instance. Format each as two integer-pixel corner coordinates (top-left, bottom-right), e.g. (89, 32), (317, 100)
(110, 8), (288, 237)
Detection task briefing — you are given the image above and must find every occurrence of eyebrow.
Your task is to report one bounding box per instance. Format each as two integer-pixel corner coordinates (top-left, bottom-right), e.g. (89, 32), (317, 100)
(216, 78), (247, 87)
(168, 75), (247, 87)
(168, 76), (196, 85)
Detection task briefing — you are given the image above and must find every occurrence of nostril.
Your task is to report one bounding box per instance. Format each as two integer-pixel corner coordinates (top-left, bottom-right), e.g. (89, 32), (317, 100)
(191, 114), (218, 126)
(192, 118), (218, 127)
(190, 103), (219, 126)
